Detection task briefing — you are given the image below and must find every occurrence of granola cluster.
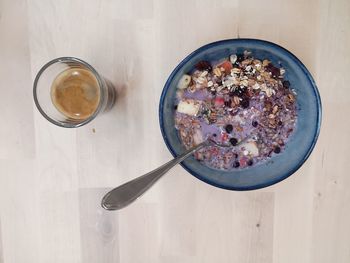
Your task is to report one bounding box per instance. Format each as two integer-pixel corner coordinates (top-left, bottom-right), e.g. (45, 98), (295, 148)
(174, 51), (297, 170)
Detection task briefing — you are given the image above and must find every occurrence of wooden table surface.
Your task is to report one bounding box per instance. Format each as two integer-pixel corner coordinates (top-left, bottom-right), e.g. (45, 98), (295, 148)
(1, 0), (349, 262)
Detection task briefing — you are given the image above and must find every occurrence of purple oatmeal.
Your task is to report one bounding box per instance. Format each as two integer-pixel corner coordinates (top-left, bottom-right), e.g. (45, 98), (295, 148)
(174, 51), (297, 170)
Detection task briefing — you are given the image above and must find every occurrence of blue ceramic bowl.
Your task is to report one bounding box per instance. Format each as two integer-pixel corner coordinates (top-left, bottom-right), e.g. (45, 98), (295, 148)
(159, 39), (321, 190)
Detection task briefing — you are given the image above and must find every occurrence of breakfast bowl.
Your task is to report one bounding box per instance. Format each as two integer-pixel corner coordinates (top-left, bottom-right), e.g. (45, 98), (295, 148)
(159, 39), (321, 190)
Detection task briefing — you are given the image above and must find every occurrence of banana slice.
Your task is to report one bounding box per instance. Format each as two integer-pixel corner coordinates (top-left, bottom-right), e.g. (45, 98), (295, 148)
(177, 74), (191, 89)
(193, 129), (204, 145)
(177, 99), (200, 116)
(241, 141), (259, 157)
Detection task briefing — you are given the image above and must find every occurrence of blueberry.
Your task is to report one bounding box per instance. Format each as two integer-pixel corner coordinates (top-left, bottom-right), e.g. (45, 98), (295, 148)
(247, 159), (254, 166)
(202, 109), (209, 115)
(174, 105), (178, 110)
(195, 61), (212, 72)
(282, 80), (290, 88)
(233, 161), (240, 168)
(252, 121), (258, 127)
(236, 54), (244, 63)
(240, 98), (250, 109)
(274, 146), (281, 154)
(213, 133), (217, 137)
(225, 124), (233, 133)
(230, 138), (238, 146)
(233, 87), (246, 97)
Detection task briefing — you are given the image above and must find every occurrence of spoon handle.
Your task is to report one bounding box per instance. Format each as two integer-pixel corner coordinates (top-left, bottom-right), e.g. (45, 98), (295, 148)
(101, 141), (207, 210)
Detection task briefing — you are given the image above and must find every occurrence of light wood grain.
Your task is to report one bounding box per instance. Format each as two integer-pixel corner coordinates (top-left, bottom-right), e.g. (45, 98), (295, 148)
(0, 0), (349, 262)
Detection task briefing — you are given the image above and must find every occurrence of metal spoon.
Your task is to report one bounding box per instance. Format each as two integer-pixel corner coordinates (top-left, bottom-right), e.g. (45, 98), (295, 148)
(101, 138), (246, 210)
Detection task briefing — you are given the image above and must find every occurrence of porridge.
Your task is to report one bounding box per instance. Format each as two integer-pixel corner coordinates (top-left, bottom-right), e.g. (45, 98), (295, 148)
(174, 51), (297, 170)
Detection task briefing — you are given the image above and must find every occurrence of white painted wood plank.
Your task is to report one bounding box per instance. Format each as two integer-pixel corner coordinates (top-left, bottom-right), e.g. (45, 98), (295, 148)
(0, 0), (35, 160)
(78, 188), (120, 263)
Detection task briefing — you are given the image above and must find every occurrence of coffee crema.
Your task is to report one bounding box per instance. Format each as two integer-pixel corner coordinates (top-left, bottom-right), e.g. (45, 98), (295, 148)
(51, 68), (100, 120)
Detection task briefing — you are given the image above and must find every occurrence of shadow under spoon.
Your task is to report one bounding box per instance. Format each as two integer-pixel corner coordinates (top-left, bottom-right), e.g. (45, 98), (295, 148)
(101, 137), (247, 211)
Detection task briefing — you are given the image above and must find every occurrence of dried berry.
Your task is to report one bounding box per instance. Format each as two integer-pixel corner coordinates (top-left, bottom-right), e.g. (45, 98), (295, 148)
(219, 61), (233, 74)
(195, 61), (212, 72)
(214, 97), (225, 107)
(244, 89), (254, 98)
(252, 121), (258, 127)
(174, 105), (178, 110)
(230, 138), (238, 146)
(266, 64), (280, 78)
(225, 124), (233, 133)
(233, 161), (240, 168)
(221, 133), (228, 141)
(282, 80), (290, 88)
(247, 159), (254, 166)
(274, 146), (281, 154)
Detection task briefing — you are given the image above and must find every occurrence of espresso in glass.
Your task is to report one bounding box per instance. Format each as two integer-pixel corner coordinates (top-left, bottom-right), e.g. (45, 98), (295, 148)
(51, 68), (100, 120)
(33, 57), (115, 128)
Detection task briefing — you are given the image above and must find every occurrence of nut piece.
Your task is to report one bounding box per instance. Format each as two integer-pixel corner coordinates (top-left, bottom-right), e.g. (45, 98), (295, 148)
(177, 100), (200, 116)
(288, 93), (295, 102)
(200, 71), (208, 77)
(248, 79), (256, 86)
(252, 83), (260, 90)
(231, 68), (241, 74)
(272, 105), (279, 114)
(188, 85), (196, 93)
(242, 59), (253, 66)
(196, 76), (206, 84)
(177, 74), (191, 89)
(213, 67), (222, 77)
(262, 59), (270, 67)
(266, 88), (274, 97)
(233, 96), (240, 106)
(223, 79), (234, 87)
(252, 59), (262, 65)
(240, 79), (249, 87)
(230, 54), (238, 64)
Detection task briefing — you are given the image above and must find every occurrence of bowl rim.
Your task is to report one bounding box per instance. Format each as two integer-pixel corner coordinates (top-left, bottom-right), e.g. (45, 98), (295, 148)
(159, 38), (322, 191)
